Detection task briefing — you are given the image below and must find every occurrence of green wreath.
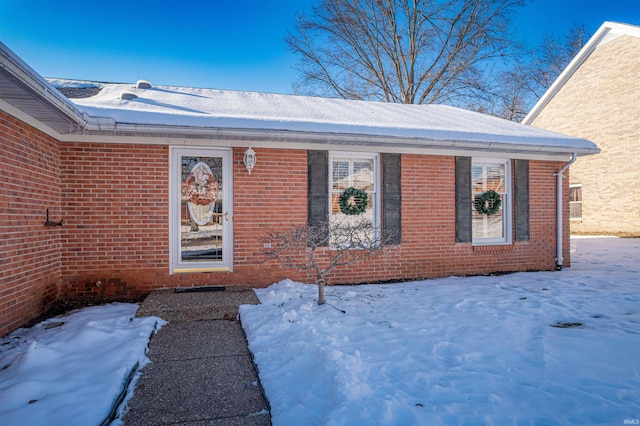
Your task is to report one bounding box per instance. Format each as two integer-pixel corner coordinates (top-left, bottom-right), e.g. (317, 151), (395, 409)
(474, 190), (502, 216)
(339, 187), (369, 216)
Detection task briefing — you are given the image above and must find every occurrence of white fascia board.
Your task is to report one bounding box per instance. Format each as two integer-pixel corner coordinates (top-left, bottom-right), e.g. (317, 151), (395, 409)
(77, 121), (599, 153)
(60, 126), (597, 161)
(523, 21), (640, 125)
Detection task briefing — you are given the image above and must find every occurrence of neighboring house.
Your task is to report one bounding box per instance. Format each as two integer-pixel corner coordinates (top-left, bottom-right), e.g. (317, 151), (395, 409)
(0, 42), (599, 336)
(524, 21), (640, 235)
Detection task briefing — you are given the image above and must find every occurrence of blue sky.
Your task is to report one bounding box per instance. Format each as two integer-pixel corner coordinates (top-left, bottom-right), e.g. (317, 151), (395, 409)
(0, 0), (638, 94)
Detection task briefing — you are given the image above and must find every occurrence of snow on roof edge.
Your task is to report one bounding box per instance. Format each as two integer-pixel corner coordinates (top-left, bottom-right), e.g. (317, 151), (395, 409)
(68, 82), (598, 155)
(0, 39), (598, 157)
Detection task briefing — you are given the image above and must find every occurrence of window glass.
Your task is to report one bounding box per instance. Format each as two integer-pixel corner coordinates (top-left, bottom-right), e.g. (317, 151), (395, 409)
(180, 157), (223, 262)
(353, 161), (374, 190)
(472, 159), (510, 244)
(332, 161), (349, 190)
(329, 154), (378, 247)
(170, 148), (231, 273)
(570, 184), (582, 220)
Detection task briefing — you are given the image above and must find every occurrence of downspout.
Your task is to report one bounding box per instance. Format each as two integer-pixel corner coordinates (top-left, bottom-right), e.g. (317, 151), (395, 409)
(555, 153), (577, 270)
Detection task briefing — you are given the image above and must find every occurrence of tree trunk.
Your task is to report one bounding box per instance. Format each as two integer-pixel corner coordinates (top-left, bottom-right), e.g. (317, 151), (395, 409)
(317, 278), (326, 305)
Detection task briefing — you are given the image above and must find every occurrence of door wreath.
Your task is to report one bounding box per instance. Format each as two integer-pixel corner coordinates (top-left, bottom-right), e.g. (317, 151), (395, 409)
(182, 162), (220, 226)
(182, 164), (219, 206)
(339, 187), (369, 215)
(474, 190), (502, 216)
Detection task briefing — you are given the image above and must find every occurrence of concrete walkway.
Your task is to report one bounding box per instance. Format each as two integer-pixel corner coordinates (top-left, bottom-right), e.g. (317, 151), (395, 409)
(122, 288), (270, 425)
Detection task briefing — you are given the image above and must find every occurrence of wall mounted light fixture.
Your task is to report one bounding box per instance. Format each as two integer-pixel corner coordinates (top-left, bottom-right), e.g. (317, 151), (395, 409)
(243, 147), (257, 174)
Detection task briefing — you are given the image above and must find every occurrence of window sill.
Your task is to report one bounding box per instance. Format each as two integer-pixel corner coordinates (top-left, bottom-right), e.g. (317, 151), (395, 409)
(172, 267), (230, 274)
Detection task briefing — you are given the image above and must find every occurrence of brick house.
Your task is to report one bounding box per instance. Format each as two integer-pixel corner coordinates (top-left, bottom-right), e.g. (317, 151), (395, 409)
(0, 42), (599, 336)
(523, 21), (640, 235)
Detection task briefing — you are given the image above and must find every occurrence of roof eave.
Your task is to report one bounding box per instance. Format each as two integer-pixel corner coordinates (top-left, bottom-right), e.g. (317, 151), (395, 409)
(0, 41), (87, 135)
(66, 122), (600, 160)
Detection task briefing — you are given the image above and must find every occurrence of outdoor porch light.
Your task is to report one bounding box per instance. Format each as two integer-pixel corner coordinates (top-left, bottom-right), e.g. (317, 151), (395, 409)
(243, 147), (257, 174)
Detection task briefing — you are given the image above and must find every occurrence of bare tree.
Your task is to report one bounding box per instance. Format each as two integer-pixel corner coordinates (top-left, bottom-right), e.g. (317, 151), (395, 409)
(528, 23), (590, 99)
(493, 64), (531, 121)
(263, 217), (396, 305)
(487, 24), (590, 121)
(286, 0), (524, 105)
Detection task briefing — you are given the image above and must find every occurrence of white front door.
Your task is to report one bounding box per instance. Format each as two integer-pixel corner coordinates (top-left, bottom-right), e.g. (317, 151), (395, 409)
(170, 148), (232, 273)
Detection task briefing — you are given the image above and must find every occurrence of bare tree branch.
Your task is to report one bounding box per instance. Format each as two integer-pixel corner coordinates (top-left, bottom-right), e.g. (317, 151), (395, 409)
(486, 23), (590, 121)
(529, 24), (590, 99)
(263, 217), (397, 305)
(287, 0), (524, 106)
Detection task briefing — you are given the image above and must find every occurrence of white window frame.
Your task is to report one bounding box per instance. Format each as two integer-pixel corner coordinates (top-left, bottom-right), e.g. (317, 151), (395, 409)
(570, 183), (583, 221)
(169, 147), (233, 273)
(328, 151), (380, 248)
(472, 157), (512, 246)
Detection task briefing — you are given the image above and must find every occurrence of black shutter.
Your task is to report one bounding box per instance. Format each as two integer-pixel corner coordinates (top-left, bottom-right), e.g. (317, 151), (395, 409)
(514, 159), (530, 241)
(382, 153), (401, 244)
(455, 157), (472, 243)
(308, 150), (329, 229)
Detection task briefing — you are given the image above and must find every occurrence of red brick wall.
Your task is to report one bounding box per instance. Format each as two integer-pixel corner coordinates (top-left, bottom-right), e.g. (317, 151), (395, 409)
(57, 145), (310, 294)
(230, 148), (309, 284)
(1, 111), (62, 336)
(2, 118), (570, 335)
(244, 153), (567, 286)
(169, 147), (310, 287)
(59, 143), (170, 299)
(318, 155), (566, 285)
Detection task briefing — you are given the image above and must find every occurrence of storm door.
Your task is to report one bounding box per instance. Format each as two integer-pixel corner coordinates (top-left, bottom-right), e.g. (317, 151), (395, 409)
(170, 148), (232, 272)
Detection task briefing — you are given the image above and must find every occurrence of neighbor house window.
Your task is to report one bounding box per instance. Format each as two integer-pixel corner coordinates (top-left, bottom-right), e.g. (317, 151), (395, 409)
(472, 158), (511, 245)
(570, 184), (582, 220)
(329, 152), (379, 247)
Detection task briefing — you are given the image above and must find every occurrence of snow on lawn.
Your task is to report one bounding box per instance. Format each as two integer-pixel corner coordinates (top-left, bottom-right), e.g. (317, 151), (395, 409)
(240, 237), (640, 425)
(0, 303), (164, 425)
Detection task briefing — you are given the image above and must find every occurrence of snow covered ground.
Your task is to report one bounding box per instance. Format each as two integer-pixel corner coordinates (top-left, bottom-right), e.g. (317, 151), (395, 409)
(240, 237), (640, 425)
(0, 304), (164, 425)
(0, 237), (637, 425)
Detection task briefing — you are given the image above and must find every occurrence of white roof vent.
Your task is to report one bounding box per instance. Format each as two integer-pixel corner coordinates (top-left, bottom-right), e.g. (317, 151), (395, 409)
(119, 91), (138, 100)
(136, 79), (152, 89)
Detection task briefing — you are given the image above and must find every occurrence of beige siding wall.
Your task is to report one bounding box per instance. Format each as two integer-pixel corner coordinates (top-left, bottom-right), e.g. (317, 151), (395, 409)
(530, 35), (640, 234)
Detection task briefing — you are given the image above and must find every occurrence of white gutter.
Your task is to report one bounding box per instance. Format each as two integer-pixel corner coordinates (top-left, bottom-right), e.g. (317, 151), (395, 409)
(76, 121), (601, 157)
(555, 153), (577, 270)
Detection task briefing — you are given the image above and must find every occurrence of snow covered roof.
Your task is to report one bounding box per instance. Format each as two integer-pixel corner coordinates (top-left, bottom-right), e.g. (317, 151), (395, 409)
(49, 79), (595, 159)
(0, 40), (599, 160)
(523, 21), (640, 125)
